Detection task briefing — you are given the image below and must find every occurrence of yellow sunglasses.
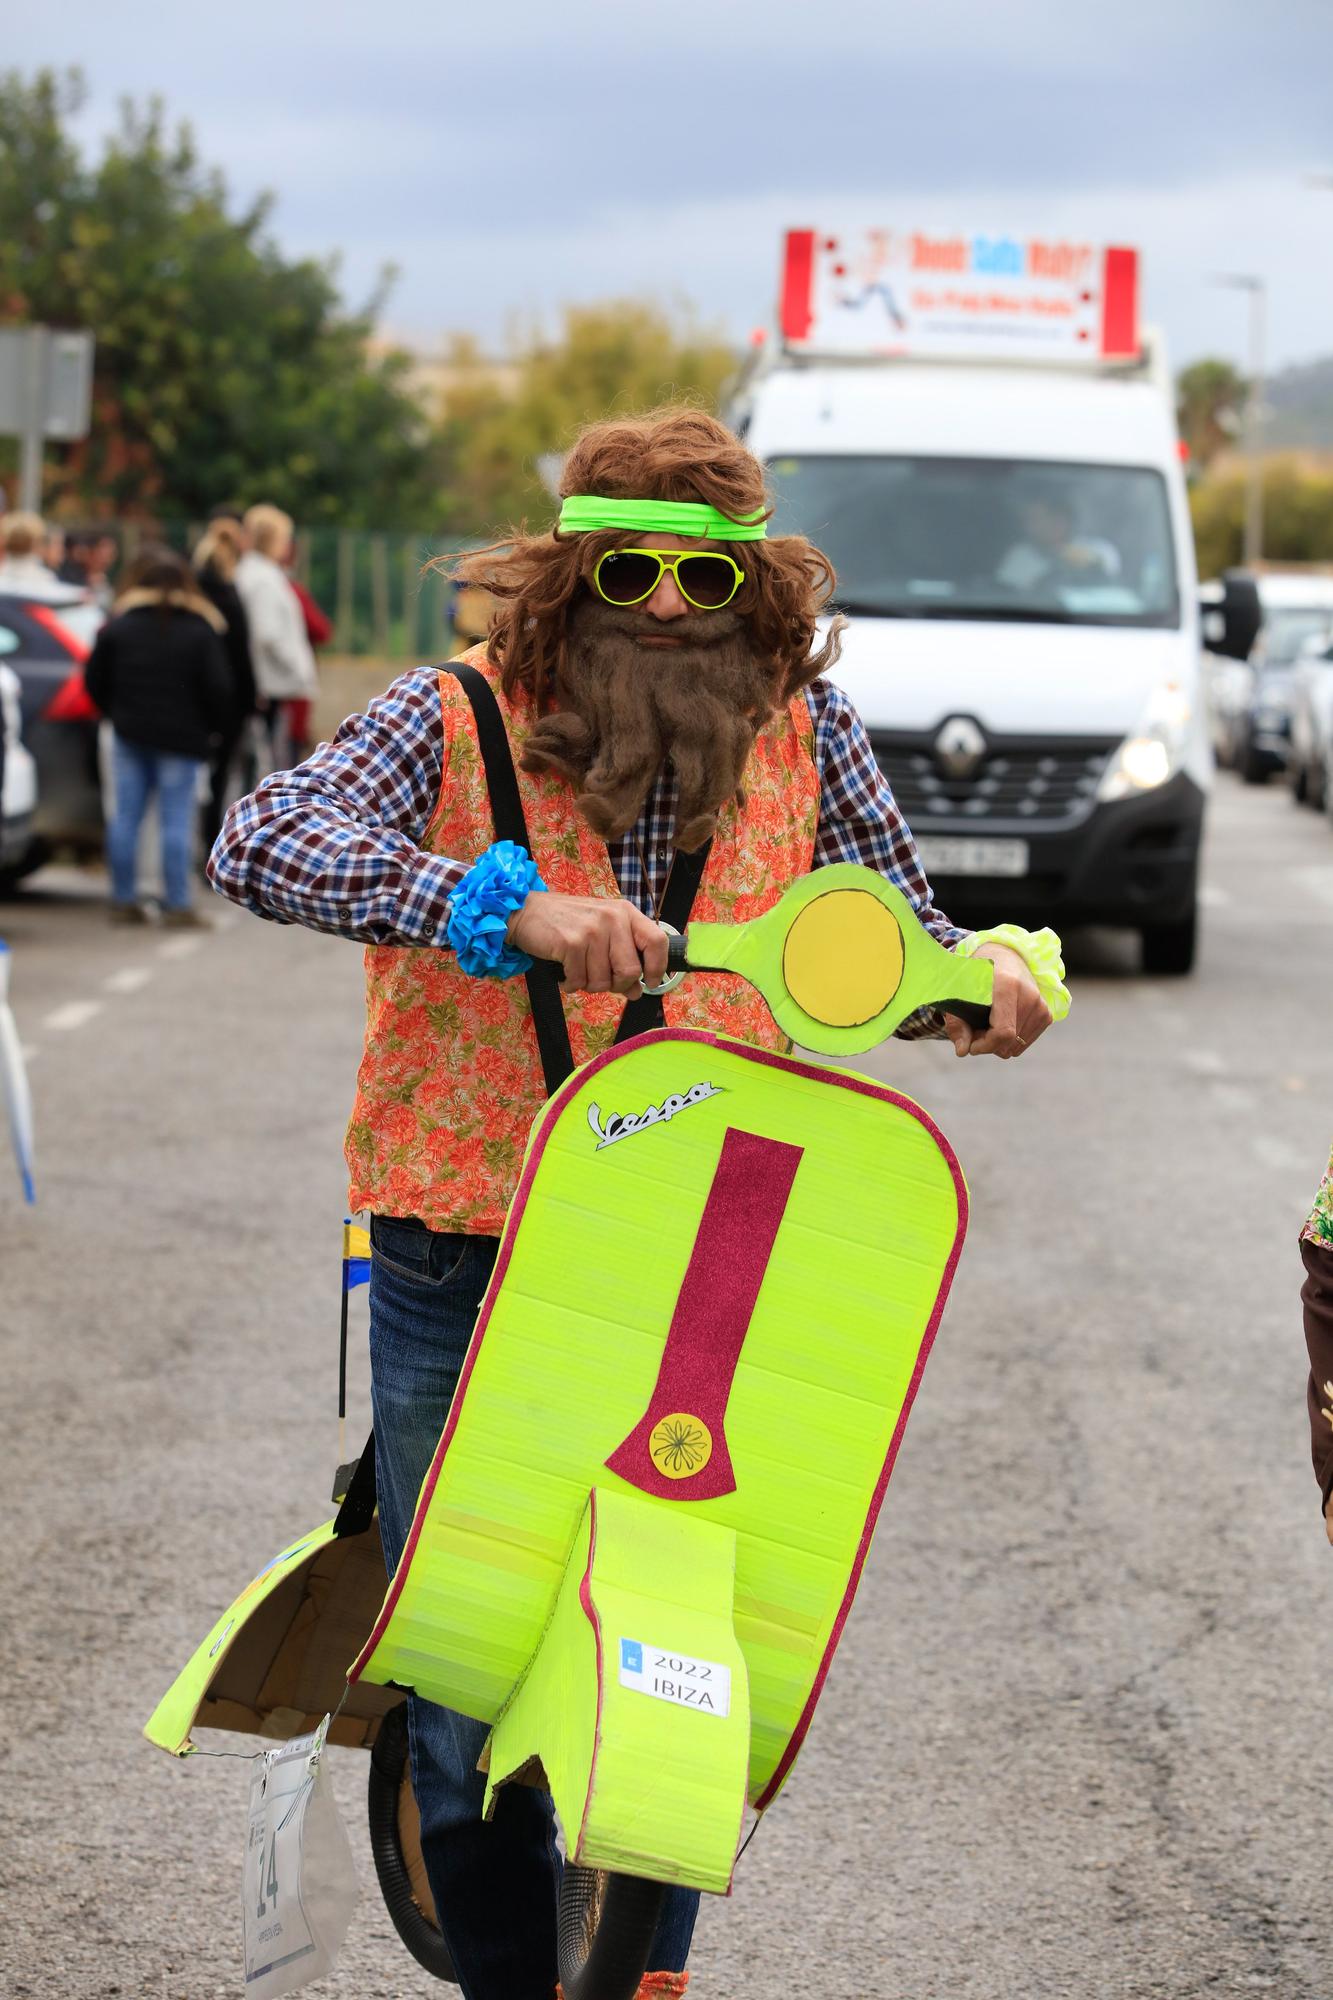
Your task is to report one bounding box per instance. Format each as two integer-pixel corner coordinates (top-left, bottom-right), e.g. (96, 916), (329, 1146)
(592, 547), (746, 611)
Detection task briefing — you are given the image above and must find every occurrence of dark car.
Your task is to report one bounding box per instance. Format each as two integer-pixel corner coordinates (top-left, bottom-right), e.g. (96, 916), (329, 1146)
(0, 588), (106, 883)
(1231, 595), (1333, 784)
(1234, 664), (1298, 785)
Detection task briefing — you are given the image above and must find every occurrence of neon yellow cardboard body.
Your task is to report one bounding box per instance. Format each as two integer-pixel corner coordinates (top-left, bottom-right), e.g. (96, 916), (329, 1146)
(350, 1028), (967, 1874)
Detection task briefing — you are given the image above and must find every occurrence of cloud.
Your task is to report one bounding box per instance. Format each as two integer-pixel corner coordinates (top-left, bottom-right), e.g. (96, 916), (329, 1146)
(358, 172), (1333, 375)
(12, 0), (1333, 366)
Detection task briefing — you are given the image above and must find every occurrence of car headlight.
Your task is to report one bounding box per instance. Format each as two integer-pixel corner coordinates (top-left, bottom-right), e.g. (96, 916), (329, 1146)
(1097, 682), (1192, 802)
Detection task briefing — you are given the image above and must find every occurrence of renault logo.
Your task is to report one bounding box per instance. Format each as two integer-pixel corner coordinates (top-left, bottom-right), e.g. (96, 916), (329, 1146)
(934, 716), (986, 779)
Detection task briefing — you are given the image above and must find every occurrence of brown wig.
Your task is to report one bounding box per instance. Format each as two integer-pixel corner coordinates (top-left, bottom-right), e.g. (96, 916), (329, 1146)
(450, 405), (843, 708)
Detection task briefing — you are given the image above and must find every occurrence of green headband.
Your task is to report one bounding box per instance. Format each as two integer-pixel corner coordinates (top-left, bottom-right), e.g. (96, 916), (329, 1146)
(557, 495), (768, 542)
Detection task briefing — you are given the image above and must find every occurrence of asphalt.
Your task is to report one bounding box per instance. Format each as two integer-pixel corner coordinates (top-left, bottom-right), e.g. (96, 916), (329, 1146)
(3, 769), (1332, 1999)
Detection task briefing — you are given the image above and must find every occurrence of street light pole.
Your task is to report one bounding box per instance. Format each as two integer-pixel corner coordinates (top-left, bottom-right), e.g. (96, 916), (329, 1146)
(18, 326), (49, 515)
(1242, 279), (1266, 567)
(1211, 274), (1266, 566)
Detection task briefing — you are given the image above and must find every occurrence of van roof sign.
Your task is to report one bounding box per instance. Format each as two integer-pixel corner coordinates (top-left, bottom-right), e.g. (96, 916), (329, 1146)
(780, 229), (1140, 364)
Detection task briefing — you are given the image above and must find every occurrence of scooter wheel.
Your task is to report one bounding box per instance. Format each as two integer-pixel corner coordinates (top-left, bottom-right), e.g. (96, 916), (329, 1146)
(367, 1702), (458, 1982)
(557, 1863), (667, 2000)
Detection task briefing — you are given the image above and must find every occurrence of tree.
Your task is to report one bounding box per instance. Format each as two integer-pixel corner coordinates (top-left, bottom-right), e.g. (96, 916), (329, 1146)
(1176, 358), (1247, 471)
(0, 69), (435, 525)
(1189, 455), (1333, 576)
(431, 303), (739, 537)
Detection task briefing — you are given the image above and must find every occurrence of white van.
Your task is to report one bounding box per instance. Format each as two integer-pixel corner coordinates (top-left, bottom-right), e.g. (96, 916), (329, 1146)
(733, 228), (1254, 973)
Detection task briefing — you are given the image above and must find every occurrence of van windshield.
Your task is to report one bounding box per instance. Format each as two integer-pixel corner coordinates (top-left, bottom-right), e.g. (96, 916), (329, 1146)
(765, 454), (1180, 627)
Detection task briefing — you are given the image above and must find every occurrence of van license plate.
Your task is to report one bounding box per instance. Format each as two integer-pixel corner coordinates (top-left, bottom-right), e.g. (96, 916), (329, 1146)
(915, 837), (1029, 878)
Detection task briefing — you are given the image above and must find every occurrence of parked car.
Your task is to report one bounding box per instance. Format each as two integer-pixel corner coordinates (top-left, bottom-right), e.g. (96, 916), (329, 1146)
(0, 657), (38, 880)
(1232, 577), (1333, 784)
(1289, 631), (1333, 811)
(0, 587), (106, 881)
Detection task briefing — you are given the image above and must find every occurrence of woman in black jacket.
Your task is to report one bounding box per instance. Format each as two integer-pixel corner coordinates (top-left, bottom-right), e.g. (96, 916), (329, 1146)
(193, 514), (258, 849)
(84, 546), (232, 926)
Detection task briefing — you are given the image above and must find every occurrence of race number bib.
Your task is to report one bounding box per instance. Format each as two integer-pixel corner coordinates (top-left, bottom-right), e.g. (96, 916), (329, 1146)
(242, 1715), (359, 1996)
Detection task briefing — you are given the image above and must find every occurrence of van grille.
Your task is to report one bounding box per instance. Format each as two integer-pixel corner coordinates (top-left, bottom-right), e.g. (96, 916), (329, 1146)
(869, 730), (1121, 825)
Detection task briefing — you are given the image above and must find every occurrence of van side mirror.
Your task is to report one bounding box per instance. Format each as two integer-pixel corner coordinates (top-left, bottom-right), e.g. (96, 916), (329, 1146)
(1201, 571), (1262, 661)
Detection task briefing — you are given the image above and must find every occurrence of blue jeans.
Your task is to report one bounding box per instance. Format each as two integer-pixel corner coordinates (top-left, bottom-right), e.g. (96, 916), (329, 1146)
(368, 1214), (700, 2000)
(106, 735), (201, 909)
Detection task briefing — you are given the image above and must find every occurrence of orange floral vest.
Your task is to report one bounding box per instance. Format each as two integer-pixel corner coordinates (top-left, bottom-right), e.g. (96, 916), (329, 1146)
(345, 648), (819, 1233)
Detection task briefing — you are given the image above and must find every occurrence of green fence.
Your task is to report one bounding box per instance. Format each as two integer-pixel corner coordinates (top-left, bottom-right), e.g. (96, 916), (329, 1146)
(70, 521), (478, 661)
(306, 530), (477, 660)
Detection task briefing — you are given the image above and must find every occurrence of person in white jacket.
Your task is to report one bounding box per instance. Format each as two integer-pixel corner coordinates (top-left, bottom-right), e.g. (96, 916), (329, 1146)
(0, 512), (75, 601)
(236, 504), (318, 767)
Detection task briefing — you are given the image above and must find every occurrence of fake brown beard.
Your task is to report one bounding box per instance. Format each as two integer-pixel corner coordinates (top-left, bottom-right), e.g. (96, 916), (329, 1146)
(520, 595), (782, 850)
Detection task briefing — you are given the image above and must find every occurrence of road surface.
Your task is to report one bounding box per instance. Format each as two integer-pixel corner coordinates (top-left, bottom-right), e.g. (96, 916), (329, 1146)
(4, 771), (1331, 1998)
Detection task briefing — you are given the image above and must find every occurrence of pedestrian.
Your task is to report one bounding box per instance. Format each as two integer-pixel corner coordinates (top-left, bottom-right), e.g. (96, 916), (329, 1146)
(0, 512), (68, 599)
(210, 405), (1057, 2000)
(57, 529), (117, 609)
(85, 544), (232, 926)
(235, 504), (318, 768)
(1301, 1144), (1333, 1538)
(57, 529), (95, 590)
(285, 566), (332, 765)
(193, 514), (257, 851)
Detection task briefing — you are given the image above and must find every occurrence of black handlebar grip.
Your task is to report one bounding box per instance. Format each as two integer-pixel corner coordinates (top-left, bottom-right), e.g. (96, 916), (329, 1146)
(535, 938), (687, 984)
(943, 998), (993, 1031)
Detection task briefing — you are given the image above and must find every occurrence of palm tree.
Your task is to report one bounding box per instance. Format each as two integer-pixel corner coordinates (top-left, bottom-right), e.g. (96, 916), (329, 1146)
(1177, 359), (1248, 469)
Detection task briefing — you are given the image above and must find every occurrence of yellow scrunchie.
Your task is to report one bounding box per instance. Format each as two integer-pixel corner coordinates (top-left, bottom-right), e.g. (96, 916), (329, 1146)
(953, 924), (1071, 1022)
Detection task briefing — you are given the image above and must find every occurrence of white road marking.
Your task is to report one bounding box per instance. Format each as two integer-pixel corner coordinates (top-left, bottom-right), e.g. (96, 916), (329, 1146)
(103, 967), (153, 996)
(1183, 1049), (1228, 1077)
(44, 999), (103, 1032)
(157, 937), (202, 962)
(1199, 884), (1232, 908)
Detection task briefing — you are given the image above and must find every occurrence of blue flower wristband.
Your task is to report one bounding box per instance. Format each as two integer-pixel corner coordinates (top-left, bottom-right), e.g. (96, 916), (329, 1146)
(445, 840), (546, 980)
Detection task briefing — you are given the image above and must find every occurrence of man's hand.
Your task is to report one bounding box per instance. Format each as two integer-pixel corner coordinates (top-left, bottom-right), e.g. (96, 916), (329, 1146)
(507, 892), (668, 996)
(943, 942), (1053, 1060)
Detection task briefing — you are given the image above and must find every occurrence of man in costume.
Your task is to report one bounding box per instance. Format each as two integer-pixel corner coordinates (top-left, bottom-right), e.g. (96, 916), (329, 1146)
(210, 405), (1054, 2000)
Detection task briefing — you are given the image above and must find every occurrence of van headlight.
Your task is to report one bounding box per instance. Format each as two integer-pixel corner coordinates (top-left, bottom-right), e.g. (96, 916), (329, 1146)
(1097, 683), (1192, 802)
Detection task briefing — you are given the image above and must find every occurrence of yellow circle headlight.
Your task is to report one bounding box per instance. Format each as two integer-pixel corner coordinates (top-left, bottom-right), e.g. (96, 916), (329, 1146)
(781, 889), (905, 1029)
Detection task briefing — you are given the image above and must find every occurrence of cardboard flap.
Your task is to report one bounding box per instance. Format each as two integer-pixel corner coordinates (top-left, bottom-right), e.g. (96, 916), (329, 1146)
(145, 1517), (404, 1756)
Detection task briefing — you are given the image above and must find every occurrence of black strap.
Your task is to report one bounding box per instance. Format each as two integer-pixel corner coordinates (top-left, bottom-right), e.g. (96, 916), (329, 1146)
(444, 663), (576, 1096)
(332, 1431), (378, 1537)
(614, 837), (713, 1043)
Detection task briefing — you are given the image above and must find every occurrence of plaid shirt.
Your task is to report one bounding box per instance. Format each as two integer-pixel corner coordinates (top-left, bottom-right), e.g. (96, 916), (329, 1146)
(209, 667), (966, 1036)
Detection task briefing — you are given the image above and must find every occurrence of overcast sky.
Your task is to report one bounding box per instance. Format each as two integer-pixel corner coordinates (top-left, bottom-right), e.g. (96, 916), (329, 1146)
(13, 1), (1333, 374)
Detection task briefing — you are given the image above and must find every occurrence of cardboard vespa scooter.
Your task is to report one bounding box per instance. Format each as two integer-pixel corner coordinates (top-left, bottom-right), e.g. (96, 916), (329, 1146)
(146, 868), (1065, 1914)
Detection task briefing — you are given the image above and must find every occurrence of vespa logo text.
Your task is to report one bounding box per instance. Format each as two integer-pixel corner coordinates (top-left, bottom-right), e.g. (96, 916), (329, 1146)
(588, 1081), (722, 1150)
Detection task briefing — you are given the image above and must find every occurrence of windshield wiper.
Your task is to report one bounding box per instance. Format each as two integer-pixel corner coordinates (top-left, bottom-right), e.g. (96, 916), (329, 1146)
(835, 600), (1078, 624)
